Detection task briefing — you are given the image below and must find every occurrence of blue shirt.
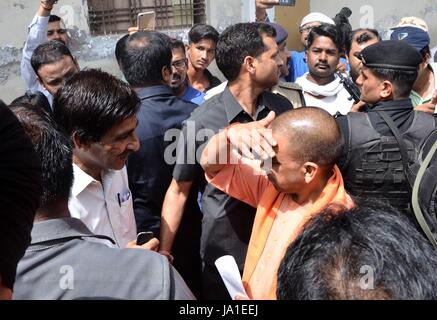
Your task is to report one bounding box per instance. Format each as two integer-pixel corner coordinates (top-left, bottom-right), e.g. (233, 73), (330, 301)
(181, 85), (206, 106)
(127, 85), (198, 236)
(286, 50), (349, 82)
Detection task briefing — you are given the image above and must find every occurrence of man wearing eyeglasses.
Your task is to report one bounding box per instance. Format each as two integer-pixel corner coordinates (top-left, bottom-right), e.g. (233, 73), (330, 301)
(169, 39), (206, 105)
(116, 31), (198, 246)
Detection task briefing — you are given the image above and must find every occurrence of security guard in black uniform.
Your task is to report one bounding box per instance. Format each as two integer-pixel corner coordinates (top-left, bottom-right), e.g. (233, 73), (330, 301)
(337, 40), (437, 213)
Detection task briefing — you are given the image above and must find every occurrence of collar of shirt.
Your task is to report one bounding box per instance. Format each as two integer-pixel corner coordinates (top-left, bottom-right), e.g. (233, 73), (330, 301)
(29, 218), (115, 245)
(410, 62), (437, 105)
(369, 98), (414, 112)
(136, 85), (174, 100)
(71, 163), (115, 197)
(222, 87), (269, 123)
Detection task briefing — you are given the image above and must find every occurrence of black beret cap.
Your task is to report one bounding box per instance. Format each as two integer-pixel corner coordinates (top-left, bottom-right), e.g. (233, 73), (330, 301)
(359, 40), (422, 71)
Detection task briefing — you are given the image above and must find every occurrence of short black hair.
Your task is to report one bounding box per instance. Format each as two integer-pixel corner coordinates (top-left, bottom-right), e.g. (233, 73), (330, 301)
(307, 24), (343, 52)
(345, 28), (381, 54)
(49, 15), (62, 23)
(53, 69), (140, 144)
(9, 104), (73, 211)
(31, 40), (75, 75)
(216, 22), (276, 82)
(0, 101), (41, 291)
(188, 23), (219, 44)
(115, 34), (129, 66)
(170, 38), (186, 53)
(369, 67), (418, 98)
(277, 201), (437, 300)
(10, 92), (52, 115)
(118, 31), (172, 87)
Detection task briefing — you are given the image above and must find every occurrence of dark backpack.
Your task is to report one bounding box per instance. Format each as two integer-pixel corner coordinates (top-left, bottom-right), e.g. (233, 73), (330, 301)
(378, 110), (437, 249)
(409, 129), (437, 249)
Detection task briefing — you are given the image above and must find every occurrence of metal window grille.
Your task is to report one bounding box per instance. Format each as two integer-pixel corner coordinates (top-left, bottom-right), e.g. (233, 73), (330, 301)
(88, 0), (206, 35)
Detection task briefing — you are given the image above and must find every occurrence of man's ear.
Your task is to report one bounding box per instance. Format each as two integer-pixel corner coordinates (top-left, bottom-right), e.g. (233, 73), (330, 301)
(380, 80), (394, 99)
(302, 162), (318, 184)
(72, 131), (89, 150)
(162, 65), (172, 84)
(422, 53), (431, 68)
(244, 56), (256, 74)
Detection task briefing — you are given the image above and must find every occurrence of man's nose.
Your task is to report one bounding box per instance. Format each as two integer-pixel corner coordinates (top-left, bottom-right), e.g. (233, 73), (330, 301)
(319, 52), (328, 61)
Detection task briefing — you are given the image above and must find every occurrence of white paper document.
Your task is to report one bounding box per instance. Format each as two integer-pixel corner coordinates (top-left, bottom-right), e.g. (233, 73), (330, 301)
(215, 255), (249, 300)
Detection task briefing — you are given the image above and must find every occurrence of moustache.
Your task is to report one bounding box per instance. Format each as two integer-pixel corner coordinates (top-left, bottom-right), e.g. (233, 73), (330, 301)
(171, 74), (182, 81)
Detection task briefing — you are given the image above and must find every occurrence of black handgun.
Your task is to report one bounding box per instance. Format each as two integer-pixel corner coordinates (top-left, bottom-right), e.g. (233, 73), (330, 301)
(337, 72), (361, 104)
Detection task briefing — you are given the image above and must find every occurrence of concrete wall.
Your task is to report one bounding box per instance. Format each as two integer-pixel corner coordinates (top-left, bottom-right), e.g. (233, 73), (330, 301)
(2, 0), (436, 103)
(310, 0), (437, 47)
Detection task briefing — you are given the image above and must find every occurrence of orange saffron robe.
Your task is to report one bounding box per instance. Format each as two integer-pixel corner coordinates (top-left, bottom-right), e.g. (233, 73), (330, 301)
(206, 159), (353, 299)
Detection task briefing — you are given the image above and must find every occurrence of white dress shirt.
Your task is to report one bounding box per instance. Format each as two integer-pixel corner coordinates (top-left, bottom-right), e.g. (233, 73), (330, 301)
(69, 164), (137, 248)
(21, 14), (53, 106)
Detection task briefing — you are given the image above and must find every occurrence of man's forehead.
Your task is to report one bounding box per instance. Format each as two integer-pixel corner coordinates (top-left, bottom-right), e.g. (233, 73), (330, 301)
(309, 36), (337, 49)
(351, 38), (379, 52)
(192, 39), (216, 48)
(39, 56), (75, 75)
(48, 20), (66, 30)
(171, 48), (186, 58)
(303, 22), (321, 28)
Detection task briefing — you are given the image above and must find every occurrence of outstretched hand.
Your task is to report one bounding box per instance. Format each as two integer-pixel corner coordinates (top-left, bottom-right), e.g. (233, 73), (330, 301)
(226, 111), (277, 161)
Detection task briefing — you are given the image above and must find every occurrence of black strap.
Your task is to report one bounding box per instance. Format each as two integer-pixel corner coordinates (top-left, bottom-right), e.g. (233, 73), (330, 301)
(376, 110), (412, 185)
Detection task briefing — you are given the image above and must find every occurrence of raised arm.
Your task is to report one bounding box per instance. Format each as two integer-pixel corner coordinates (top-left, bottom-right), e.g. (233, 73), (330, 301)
(255, 0), (279, 22)
(21, 1), (57, 92)
(200, 111), (277, 176)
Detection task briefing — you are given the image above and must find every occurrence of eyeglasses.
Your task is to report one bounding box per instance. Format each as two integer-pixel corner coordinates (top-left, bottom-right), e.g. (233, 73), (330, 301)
(299, 24), (321, 33)
(171, 58), (188, 70)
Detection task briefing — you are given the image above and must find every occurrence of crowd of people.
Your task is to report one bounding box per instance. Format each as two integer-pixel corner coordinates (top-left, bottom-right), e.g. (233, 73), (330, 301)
(1, 0), (437, 300)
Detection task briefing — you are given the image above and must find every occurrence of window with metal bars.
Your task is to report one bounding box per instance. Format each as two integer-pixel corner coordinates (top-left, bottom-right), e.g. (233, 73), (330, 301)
(87, 0), (206, 35)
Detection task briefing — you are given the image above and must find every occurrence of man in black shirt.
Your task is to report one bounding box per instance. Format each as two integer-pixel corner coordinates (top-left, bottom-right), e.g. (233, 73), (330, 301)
(116, 32), (198, 237)
(160, 22), (293, 299)
(337, 40), (437, 213)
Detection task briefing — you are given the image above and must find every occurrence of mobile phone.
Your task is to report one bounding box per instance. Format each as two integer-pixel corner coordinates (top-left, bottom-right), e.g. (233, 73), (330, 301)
(136, 231), (154, 245)
(137, 11), (156, 31)
(278, 0), (296, 6)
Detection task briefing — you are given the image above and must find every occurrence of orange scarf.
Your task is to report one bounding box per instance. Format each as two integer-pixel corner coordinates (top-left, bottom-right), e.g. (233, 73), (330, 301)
(242, 165), (353, 299)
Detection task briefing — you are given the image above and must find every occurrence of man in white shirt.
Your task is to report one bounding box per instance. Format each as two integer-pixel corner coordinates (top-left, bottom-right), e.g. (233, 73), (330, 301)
(21, 0), (71, 105)
(296, 24), (353, 116)
(53, 68), (142, 248)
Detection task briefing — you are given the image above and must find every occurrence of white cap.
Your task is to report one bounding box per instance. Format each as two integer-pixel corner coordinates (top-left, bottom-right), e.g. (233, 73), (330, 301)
(300, 12), (335, 28)
(390, 16), (429, 32)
